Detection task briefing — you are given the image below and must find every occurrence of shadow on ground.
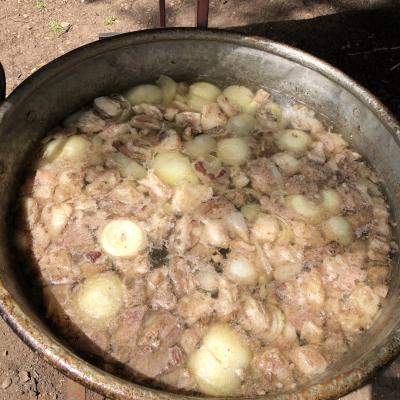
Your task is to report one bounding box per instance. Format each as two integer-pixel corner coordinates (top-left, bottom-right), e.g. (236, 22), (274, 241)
(230, 6), (400, 120)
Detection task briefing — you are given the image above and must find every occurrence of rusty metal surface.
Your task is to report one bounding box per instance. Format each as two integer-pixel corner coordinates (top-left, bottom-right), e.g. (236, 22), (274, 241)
(0, 28), (399, 400)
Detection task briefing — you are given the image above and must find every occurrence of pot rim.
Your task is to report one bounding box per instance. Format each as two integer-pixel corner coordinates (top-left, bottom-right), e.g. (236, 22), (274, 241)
(0, 27), (399, 400)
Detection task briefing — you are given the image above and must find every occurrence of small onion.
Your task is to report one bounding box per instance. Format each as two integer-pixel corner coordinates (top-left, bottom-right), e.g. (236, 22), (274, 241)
(287, 194), (322, 223)
(203, 219), (229, 248)
(322, 216), (354, 246)
(202, 323), (251, 370)
(225, 211), (249, 241)
(225, 113), (256, 136)
(41, 136), (67, 164)
(153, 151), (199, 186)
(301, 321), (324, 345)
(100, 219), (146, 257)
(188, 94), (211, 112)
(156, 75), (177, 106)
(223, 85), (254, 113)
(275, 129), (312, 153)
(196, 270), (219, 293)
(217, 137), (249, 166)
(184, 135), (216, 159)
(110, 152), (147, 179)
(271, 152), (301, 176)
(241, 203), (260, 223)
(321, 188), (342, 215)
(225, 256), (258, 285)
(73, 272), (125, 327)
(187, 347), (240, 396)
(242, 100), (257, 116)
(46, 203), (73, 237)
(189, 82), (221, 101)
(59, 135), (91, 161)
(125, 84), (163, 105)
(251, 213), (280, 243)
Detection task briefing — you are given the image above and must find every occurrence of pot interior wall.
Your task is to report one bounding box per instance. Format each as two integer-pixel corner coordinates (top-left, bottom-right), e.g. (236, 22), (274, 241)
(0, 30), (399, 397)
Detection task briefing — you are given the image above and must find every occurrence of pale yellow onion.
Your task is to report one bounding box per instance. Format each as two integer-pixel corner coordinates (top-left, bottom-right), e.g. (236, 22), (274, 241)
(189, 82), (221, 101)
(223, 85), (254, 113)
(263, 304), (285, 342)
(203, 219), (229, 248)
(153, 151), (199, 186)
(100, 219), (146, 257)
(225, 113), (256, 136)
(60, 135), (91, 161)
(184, 135), (217, 159)
(200, 155), (222, 175)
(187, 94), (212, 112)
(225, 256), (258, 285)
(241, 203), (260, 223)
(251, 213), (280, 243)
(242, 100), (257, 116)
(322, 216), (354, 246)
(41, 136), (67, 164)
(47, 203), (73, 237)
(73, 272), (125, 326)
(125, 84), (162, 105)
(275, 129), (312, 153)
(271, 152), (301, 176)
(196, 270), (219, 293)
(110, 152), (146, 179)
(321, 188), (342, 215)
(287, 194), (322, 223)
(175, 93), (188, 104)
(224, 211), (249, 241)
(156, 75), (177, 106)
(217, 137), (249, 166)
(187, 347), (241, 396)
(202, 323), (251, 370)
(301, 321), (324, 344)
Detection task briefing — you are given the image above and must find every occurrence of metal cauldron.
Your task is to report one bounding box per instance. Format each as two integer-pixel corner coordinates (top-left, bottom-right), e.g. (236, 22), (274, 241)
(0, 28), (399, 400)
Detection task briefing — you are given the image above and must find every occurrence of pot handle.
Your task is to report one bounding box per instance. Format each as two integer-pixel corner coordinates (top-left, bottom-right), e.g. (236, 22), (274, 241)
(0, 62), (5, 103)
(159, 0), (209, 28)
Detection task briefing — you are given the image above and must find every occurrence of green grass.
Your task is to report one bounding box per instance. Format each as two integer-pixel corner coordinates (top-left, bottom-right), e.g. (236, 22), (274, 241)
(49, 20), (63, 34)
(36, 0), (46, 11)
(104, 15), (116, 26)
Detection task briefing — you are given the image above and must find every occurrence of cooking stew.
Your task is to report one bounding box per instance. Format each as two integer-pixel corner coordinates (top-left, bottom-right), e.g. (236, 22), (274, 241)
(15, 76), (394, 396)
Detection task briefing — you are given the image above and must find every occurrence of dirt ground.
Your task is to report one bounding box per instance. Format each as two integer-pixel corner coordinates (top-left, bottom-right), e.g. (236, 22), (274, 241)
(0, 1), (398, 399)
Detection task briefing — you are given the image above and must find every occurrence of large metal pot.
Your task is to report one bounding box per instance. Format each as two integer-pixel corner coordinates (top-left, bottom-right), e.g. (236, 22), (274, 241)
(0, 29), (399, 400)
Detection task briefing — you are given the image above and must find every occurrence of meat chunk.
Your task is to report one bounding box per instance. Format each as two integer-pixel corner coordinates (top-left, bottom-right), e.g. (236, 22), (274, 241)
(171, 184), (213, 214)
(110, 305), (147, 363)
(129, 345), (185, 379)
(247, 158), (283, 194)
(320, 253), (367, 292)
(176, 291), (214, 325)
(39, 248), (80, 284)
(138, 171), (173, 201)
(168, 258), (197, 297)
(285, 104), (324, 134)
(289, 345), (327, 375)
(253, 348), (293, 389)
(137, 311), (181, 352)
